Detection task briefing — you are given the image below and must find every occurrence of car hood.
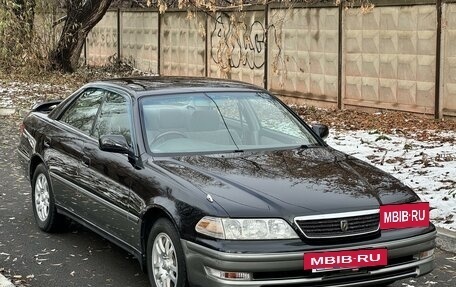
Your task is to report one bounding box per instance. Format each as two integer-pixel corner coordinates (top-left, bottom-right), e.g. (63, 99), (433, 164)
(152, 147), (419, 218)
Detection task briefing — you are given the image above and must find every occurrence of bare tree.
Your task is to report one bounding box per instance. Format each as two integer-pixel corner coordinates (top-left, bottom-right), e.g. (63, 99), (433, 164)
(49, 0), (113, 72)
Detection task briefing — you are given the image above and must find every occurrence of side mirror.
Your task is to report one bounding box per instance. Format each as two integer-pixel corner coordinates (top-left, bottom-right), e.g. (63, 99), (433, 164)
(312, 124), (329, 140)
(99, 135), (131, 155)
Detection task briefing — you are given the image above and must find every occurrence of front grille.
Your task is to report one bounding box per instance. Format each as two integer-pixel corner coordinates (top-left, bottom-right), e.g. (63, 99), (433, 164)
(295, 210), (380, 239)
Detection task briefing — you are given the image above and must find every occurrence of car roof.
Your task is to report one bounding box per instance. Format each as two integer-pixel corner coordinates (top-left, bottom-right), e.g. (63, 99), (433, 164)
(94, 76), (265, 96)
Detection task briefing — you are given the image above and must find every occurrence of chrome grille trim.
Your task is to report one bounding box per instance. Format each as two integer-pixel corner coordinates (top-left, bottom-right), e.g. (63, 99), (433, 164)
(294, 209), (380, 239)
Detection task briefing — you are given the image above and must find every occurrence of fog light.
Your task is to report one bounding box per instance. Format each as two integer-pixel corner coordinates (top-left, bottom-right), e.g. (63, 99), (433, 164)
(419, 248), (434, 259)
(205, 267), (252, 280)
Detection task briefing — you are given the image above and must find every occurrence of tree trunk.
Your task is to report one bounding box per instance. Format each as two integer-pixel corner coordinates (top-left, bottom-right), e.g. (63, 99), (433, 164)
(50, 0), (113, 72)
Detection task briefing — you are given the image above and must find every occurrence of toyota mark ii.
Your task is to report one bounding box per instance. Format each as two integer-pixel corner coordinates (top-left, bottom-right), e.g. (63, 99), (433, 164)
(17, 77), (436, 287)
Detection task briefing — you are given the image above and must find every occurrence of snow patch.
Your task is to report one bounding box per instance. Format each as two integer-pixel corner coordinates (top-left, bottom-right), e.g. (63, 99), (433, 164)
(327, 130), (456, 231)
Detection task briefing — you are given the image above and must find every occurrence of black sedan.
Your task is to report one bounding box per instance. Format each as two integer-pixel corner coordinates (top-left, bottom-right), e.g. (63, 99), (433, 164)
(17, 77), (436, 287)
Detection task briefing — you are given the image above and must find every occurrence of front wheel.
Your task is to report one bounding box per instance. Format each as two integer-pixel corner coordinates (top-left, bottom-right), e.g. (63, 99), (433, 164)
(147, 219), (187, 287)
(31, 164), (62, 232)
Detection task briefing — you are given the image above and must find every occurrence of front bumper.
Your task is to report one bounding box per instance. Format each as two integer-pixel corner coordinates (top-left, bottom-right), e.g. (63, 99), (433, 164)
(182, 230), (436, 287)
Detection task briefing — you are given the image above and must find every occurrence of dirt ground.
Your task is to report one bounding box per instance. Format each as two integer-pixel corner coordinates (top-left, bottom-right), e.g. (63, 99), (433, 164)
(294, 106), (456, 143)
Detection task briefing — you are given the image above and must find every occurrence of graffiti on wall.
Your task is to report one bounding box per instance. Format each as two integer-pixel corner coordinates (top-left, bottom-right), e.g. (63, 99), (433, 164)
(210, 14), (265, 70)
(87, 28), (118, 48)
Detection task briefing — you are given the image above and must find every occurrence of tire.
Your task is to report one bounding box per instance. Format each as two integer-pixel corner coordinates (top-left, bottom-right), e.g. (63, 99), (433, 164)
(147, 218), (187, 287)
(31, 163), (62, 232)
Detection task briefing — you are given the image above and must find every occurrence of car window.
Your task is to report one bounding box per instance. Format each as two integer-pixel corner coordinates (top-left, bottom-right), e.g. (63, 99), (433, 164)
(211, 96), (253, 142)
(140, 92), (319, 155)
(212, 92), (314, 144)
(60, 89), (104, 135)
(213, 97), (241, 122)
(246, 94), (309, 139)
(93, 92), (132, 146)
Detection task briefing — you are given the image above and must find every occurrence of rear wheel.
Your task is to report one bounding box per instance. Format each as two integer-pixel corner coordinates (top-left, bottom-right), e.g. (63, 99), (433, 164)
(31, 164), (62, 232)
(147, 219), (187, 287)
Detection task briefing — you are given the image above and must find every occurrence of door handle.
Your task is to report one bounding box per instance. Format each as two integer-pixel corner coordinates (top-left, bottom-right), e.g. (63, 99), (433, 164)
(82, 155), (91, 167)
(43, 136), (51, 148)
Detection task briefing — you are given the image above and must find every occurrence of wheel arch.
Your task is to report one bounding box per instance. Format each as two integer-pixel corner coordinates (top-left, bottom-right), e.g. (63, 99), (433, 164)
(29, 154), (46, 182)
(139, 205), (180, 271)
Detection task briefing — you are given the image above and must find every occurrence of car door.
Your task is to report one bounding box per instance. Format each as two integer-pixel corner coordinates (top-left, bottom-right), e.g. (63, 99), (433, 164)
(77, 90), (140, 250)
(50, 88), (104, 216)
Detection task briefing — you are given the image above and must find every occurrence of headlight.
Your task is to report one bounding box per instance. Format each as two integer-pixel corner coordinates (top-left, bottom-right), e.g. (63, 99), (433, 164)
(195, 216), (225, 239)
(195, 216), (299, 240)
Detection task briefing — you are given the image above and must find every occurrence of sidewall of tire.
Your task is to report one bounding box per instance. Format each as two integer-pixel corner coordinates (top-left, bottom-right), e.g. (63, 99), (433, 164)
(147, 219), (187, 287)
(31, 164), (59, 232)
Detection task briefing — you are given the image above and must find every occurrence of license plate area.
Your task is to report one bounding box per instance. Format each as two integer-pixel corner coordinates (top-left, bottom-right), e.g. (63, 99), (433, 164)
(304, 248), (388, 272)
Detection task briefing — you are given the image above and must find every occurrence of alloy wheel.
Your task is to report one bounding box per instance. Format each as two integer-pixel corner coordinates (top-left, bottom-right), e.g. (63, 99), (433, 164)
(152, 232), (178, 287)
(34, 173), (50, 221)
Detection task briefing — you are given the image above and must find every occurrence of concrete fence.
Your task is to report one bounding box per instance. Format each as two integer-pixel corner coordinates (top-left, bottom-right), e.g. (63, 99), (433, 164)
(83, 0), (456, 117)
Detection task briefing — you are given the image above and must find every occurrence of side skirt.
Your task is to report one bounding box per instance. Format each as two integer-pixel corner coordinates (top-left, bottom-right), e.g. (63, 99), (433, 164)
(56, 205), (146, 269)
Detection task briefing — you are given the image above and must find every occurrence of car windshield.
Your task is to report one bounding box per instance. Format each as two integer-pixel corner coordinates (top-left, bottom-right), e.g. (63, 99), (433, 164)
(140, 92), (319, 155)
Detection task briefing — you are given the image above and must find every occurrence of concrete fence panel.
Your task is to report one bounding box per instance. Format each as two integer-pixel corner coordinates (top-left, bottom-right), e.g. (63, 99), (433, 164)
(208, 11), (266, 86)
(160, 12), (206, 76)
(269, 7), (339, 102)
(121, 11), (159, 73)
(442, 3), (456, 116)
(82, 3), (456, 118)
(86, 11), (118, 66)
(343, 5), (437, 114)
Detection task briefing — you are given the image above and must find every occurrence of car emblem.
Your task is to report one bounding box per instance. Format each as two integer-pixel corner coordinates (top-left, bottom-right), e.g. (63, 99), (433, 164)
(340, 220), (349, 232)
